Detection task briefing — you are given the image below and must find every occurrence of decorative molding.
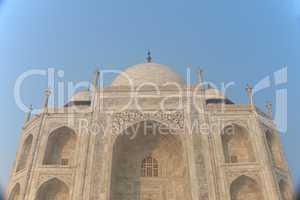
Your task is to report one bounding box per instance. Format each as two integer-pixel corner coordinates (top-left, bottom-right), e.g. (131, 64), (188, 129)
(225, 169), (261, 185)
(37, 173), (73, 188)
(45, 123), (77, 138)
(217, 119), (249, 133)
(111, 110), (184, 134)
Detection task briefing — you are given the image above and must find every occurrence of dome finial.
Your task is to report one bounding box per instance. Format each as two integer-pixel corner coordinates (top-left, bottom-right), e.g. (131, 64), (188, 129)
(146, 49), (152, 63)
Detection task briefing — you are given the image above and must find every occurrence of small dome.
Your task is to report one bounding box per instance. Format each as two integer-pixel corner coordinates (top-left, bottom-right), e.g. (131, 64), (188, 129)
(70, 91), (91, 102)
(112, 63), (185, 87)
(205, 88), (226, 100)
(65, 91), (91, 107)
(205, 88), (234, 104)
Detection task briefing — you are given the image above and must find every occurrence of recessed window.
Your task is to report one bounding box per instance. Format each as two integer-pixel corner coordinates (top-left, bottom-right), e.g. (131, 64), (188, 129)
(61, 158), (69, 165)
(141, 156), (159, 177)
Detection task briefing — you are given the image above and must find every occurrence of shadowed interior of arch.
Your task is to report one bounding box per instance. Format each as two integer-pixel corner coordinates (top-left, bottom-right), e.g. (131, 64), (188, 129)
(16, 134), (33, 172)
(43, 126), (77, 166)
(265, 130), (285, 169)
(230, 175), (263, 200)
(278, 179), (292, 200)
(222, 124), (255, 163)
(35, 178), (69, 200)
(8, 183), (20, 200)
(110, 120), (191, 200)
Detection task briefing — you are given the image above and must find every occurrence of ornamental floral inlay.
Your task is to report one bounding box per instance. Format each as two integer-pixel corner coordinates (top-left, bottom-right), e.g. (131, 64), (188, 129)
(112, 110), (184, 134)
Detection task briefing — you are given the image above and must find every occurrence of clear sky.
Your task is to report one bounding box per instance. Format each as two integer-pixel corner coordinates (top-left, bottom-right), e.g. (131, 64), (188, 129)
(0, 0), (299, 191)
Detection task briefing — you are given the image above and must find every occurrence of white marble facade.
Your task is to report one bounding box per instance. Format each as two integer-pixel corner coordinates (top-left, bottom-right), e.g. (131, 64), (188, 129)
(6, 62), (294, 200)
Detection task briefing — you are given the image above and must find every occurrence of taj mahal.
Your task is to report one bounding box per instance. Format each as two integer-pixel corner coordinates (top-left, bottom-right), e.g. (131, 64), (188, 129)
(6, 53), (294, 200)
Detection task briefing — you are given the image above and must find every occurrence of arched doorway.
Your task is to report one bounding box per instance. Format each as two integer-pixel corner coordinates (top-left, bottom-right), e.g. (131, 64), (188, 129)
(265, 130), (285, 169)
(35, 178), (69, 200)
(43, 126), (77, 166)
(222, 124), (255, 163)
(230, 175), (263, 200)
(279, 179), (292, 200)
(16, 134), (33, 172)
(8, 183), (20, 200)
(110, 120), (191, 200)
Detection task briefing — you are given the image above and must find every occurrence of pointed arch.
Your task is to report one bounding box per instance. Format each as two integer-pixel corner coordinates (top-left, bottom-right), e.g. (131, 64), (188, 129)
(230, 175), (263, 200)
(222, 124), (255, 163)
(8, 183), (20, 200)
(265, 130), (285, 168)
(110, 120), (191, 200)
(43, 126), (77, 165)
(16, 134), (33, 172)
(35, 178), (69, 200)
(279, 179), (292, 200)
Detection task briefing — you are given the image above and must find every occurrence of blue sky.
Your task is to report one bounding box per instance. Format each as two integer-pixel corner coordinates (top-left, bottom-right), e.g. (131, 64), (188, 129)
(0, 0), (299, 191)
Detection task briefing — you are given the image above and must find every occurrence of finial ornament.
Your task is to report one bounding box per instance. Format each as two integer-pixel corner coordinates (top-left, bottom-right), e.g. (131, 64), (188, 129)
(207, 83), (212, 89)
(44, 88), (52, 108)
(146, 49), (152, 63)
(197, 68), (205, 94)
(246, 84), (254, 106)
(93, 68), (100, 88)
(24, 104), (33, 124)
(197, 68), (204, 83)
(266, 101), (273, 118)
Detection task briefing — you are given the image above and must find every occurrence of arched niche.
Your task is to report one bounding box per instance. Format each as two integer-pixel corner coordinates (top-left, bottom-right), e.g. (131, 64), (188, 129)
(35, 178), (69, 200)
(8, 183), (20, 200)
(43, 126), (77, 166)
(16, 134), (33, 172)
(230, 175), (264, 200)
(279, 179), (292, 200)
(110, 120), (191, 200)
(265, 130), (285, 169)
(222, 124), (255, 163)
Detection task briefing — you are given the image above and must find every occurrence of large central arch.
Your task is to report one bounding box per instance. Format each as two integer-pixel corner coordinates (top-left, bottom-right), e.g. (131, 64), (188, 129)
(110, 120), (192, 200)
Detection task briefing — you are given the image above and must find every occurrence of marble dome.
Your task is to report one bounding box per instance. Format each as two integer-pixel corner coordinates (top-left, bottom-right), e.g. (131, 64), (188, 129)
(112, 62), (185, 87)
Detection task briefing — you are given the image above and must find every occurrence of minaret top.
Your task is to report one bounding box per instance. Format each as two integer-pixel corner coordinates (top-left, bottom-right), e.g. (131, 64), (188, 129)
(146, 49), (152, 63)
(93, 68), (100, 87)
(245, 84), (254, 106)
(197, 68), (204, 83)
(44, 88), (52, 108)
(266, 101), (273, 118)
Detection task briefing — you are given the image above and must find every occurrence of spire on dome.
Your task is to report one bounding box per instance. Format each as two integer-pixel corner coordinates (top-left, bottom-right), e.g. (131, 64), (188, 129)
(146, 49), (152, 63)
